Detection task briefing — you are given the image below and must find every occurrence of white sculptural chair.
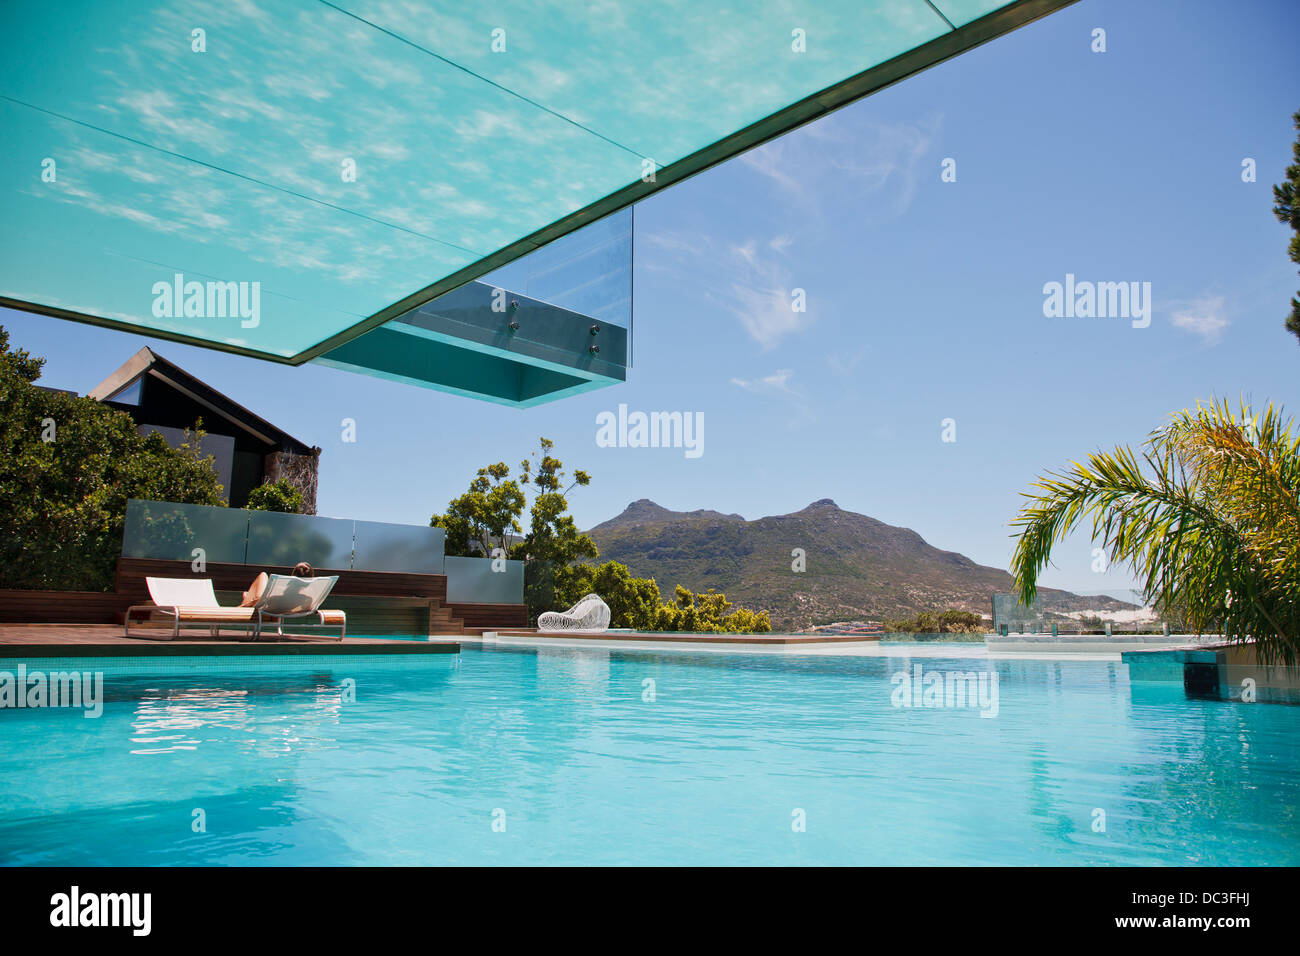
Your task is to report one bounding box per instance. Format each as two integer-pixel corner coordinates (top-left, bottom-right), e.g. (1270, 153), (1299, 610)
(537, 593), (611, 633)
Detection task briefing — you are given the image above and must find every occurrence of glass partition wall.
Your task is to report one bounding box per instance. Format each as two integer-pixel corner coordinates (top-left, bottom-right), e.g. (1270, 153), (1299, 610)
(122, 500), (520, 603)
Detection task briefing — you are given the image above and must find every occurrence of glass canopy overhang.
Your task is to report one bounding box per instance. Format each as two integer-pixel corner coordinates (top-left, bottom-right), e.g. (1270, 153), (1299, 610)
(0, 0), (1075, 405)
(315, 278), (629, 407)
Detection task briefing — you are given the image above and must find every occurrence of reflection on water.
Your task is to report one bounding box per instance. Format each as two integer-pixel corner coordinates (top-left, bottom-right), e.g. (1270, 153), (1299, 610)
(0, 649), (1297, 866)
(131, 688), (252, 754)
(128, 677), (348, 755)
(534, 646), (611, 696)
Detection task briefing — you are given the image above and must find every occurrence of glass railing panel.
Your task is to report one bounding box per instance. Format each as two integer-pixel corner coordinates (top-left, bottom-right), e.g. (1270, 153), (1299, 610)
(245, 511), (355, 570)
(444, 555), (524, 604)
(481, 208), (633, 331)
(352, 520), (445, 574)
(121, 499), (248, 564)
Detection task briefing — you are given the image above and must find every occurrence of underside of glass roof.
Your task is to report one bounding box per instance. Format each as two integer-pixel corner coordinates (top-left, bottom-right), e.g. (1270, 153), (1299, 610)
(0, 0), (1075, 405)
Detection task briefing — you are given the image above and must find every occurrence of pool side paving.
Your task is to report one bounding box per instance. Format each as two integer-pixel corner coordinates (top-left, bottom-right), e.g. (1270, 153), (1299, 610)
(475, 629), (1209, 657)
(0, 624), (459, 658)
(488, 629), (883, 645)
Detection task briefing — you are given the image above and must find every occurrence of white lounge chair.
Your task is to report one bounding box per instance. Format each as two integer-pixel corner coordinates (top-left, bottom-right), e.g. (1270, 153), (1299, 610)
(537, 593), (611, 633)
(124, 574), (345, 641)
(251, 574), (345, 641)
(124, 576), (255, 639)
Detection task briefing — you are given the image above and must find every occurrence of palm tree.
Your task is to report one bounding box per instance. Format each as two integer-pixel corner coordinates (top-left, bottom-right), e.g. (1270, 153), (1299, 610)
(1010, 400), (1299, 665)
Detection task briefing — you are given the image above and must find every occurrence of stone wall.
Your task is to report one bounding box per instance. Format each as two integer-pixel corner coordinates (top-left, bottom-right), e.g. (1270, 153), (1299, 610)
(263, 448), (321, 515)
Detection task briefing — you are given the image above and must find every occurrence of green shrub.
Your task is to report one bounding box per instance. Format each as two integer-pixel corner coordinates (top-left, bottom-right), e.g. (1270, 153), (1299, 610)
(651, 585), (772, 633)
(553, 563), (771, 633)
(885, 609), (985, 634)
(555, 560), (662, 630)
(246, 478), (304, 514)
(0, 326), (225, 591)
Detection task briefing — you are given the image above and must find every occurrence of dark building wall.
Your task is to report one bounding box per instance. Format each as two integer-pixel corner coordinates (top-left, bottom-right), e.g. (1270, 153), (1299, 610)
(98, 363), (320, 511)
(105, 377), (274, 508)
(230, 450), (266, 507)
(115, 375), (270, 458)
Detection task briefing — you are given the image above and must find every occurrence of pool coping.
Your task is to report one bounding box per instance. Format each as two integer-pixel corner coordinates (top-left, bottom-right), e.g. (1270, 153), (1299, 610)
(1121, 641), (1300, 704)
(0, 639), (459, 658)
(485, 629), (881, 645)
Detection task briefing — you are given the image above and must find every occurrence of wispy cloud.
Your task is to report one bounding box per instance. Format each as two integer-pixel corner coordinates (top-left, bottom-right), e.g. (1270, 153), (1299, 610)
(642, 229), (811, 349)
(641, 113), (942, 351)
(1169, 294), (1229, 343)
(730, 368), (799, 395)
(722, 238), (808, 349)
(727, 278), (805, 349)
(739, 114), (942, 218)
(828, 347), (869, 376)
(730, 367), (816, 425)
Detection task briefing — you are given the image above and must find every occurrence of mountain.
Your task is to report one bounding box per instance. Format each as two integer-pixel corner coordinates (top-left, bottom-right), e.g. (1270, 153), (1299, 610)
(595, 498), (745, 530)
(586, 498), (1137, 631)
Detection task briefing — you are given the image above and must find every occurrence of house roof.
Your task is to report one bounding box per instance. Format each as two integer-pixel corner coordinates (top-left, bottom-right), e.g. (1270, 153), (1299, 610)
(88, 347), (316, 456)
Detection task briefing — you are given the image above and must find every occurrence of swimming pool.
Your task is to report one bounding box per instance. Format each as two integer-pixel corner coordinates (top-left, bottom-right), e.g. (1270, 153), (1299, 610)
(1, 643), (1297, 866)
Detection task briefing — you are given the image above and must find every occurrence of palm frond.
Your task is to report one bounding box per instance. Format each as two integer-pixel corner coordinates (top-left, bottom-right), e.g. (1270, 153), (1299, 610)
(1010, 400), (1299, 665)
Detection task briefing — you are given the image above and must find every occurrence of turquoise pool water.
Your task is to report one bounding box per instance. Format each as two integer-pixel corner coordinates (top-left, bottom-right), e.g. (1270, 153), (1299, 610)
(1, 644), (1297, 866)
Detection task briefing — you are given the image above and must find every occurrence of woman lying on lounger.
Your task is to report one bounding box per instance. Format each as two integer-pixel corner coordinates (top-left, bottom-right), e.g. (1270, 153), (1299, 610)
(240, 562), (314, 606)
(125, 567), (343, 641)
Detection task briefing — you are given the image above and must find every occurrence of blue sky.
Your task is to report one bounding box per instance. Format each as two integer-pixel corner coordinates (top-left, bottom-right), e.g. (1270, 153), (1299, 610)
(4, 0), (1297, 599)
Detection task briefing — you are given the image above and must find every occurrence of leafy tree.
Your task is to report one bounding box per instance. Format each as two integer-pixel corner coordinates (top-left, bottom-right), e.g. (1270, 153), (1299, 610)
(510, 439), (597, 615)
(1010, 399), (1299, 665)
(884, 609), (985, 633)
(430, 439), (594, 615)
(246, 478), (304, 513)
(650, 585), (772, 633)
(555, 560), (663, 630)
(510, 438), (595, 561)
(938, 609), (985, 632)
(431, 461), (525, 557)
(1272, 109), (1300, 343)
(0, 326), (226, 591)
(554, 565), (771, 633)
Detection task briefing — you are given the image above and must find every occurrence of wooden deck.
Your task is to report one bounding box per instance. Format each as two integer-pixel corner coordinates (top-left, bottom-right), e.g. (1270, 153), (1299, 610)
(0, 558), (531, 636)
(0, 624), (458, 657)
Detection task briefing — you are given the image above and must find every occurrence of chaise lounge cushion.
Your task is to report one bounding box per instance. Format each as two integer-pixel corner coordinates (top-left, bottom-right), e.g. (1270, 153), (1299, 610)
(168, 606), (255, 621)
